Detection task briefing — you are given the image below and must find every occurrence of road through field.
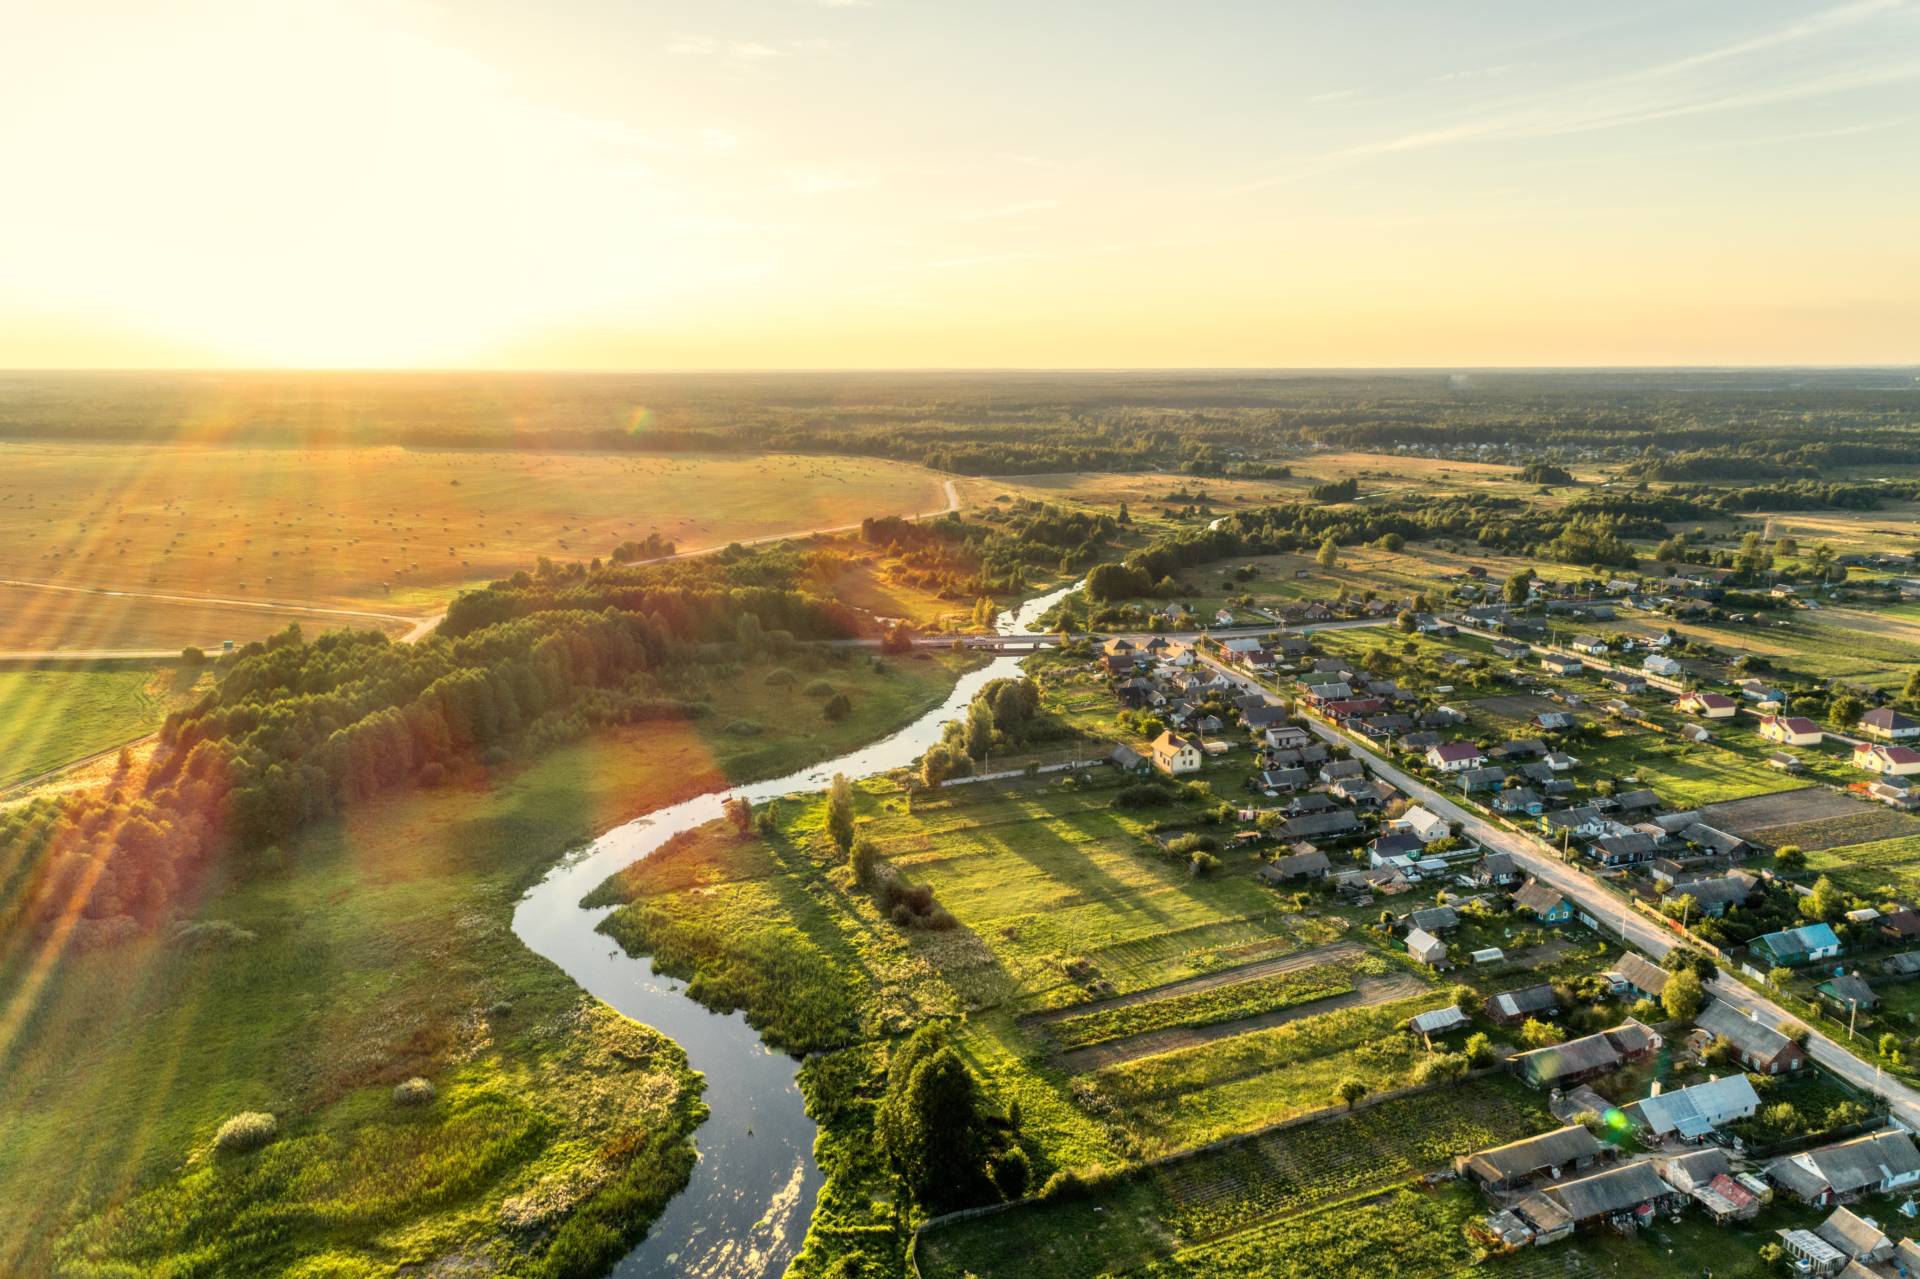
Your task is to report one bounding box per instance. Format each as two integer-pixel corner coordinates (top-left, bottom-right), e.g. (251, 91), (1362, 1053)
(1197, 650), (1920, 1132)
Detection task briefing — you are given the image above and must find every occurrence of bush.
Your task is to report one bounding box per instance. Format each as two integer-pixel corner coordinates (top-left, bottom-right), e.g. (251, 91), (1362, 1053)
(393, 1077), (437, 1106)
(805, 679), (836, 698)
(988, 1146), (1031, 1198)
(823, 692), (853, 722)
(1113, 782), (1176, 809)
(1188, 850), (1221, 876)
(213, 1111), (277, 1154)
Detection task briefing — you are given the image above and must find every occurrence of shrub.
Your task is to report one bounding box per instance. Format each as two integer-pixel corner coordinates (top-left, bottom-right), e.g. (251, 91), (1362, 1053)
(805, 679), (836, 698)
(988, 1146), (1031, 1198)
(1113, 782), (1175, 809)
(213, 1111), (277, 1154)
(393, 1077), (437, 1106)
(1188, 850), (1221, 876)
(823, 692), (853, 722)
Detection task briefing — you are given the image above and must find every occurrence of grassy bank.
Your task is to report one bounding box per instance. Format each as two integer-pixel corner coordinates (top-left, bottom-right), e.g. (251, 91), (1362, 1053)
(0, 648), (978, 1277)
(0, 665), (197, 788)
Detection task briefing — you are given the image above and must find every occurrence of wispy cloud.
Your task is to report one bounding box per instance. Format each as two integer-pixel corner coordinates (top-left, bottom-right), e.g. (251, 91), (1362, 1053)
(953, 198), (1062, 221)
(1426, 63), (1524, 86)
(780, 167), (872, 195)
(1306, 88), (1360, 105)
(925, 249), (1048, 269)
(1232, 0), (1920, 192)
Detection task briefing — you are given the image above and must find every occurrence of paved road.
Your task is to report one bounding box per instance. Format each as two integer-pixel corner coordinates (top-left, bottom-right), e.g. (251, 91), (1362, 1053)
(1199, 652), (1920, 1129)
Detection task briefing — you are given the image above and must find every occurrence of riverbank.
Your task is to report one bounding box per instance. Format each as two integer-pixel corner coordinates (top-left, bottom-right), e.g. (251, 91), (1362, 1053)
(0, 646), (980, 1277)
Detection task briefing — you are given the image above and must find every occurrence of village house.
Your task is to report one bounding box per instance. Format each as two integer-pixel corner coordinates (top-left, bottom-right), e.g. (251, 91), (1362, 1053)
(1406, 928), (1448, 966)
(1474, 851), (1521, 887)
(1488, 982), (1560, 1026)
(1600, 668), (1648, 694)
(1751, 922), (1843, 968)
(1814, 973), (1879, 1015)
(1814, 1205), (1894, 1265)
(1391, 804), (1450, 844)
(1664, 872), (1755, 917)
(1767, 1129), (1920, 1205)
(1655, 1149), (1761, 1223)
(1694, 1001), (1807, 1074)
(1425, 741), (1487, 773)
(1677, 691), (1738, 718)
(1860, 708), (1920, 742)
(1509, 1020), (1661, 1089)
(1644, 653), (1684, 677)
(1854, 743), (1920, 777)
(1513, 880), (1573, 924)
(1610, 951), (1669, 1001)
(1494, 786), (1543, 816)
(1541, 654), (1583, 676)
(1625, 1074), (1760, 1141)
(1457, 1126), (1606, 1193)
(1570, 635), (1608, 656)
(1149, 730), (1203, 776)
(1263, 724), (1312, 751)
(1760, 714), (1824, 746)
(1258, 848), (1332, 883)
(1457, 765), (1507, 794)
(1407, 905), (1460, 934)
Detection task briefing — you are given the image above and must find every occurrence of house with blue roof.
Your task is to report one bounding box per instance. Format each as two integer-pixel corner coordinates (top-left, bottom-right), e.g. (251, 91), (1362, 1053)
(1751, 923), (1842, 969)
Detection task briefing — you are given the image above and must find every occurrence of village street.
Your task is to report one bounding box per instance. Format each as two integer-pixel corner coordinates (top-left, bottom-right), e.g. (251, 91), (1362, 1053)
(1195, 650), (1920, 1132)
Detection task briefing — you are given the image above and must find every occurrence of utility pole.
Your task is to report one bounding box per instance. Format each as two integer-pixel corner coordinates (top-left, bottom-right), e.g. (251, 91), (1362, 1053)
(1849, 997), (1859, 1043)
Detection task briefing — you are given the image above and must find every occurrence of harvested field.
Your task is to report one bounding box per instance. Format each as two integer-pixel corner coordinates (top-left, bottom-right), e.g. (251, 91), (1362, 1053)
(1701, 789), (1894, 843)
(1745, 809), (1920, 852)
(0, 442), (951, 645)
(1466, 693), (1561, 721)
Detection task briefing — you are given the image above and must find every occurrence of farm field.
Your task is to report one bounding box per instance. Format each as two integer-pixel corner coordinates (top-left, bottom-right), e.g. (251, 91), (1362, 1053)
(0, 648), (979, 1277)
(0, 442), (952, 648)
(0, 666), (202, 788)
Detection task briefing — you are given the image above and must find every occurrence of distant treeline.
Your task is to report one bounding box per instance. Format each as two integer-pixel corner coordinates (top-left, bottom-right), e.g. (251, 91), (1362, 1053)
(10, 370), (1915, 482)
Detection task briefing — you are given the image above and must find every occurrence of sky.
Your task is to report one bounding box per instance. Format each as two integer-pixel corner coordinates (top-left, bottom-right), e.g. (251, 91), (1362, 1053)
(3, 0), (1918, 369)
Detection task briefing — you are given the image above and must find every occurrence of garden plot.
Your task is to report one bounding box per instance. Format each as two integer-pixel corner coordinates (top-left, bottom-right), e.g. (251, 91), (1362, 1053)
(1466, 692), (1563, 722)
(916, 1080), (1549, 1279)
(1701, 789), (1912, 848)
(1057, 967), (1430, 1073)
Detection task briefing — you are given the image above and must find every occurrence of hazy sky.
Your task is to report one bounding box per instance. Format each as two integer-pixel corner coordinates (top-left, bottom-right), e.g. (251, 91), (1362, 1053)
(5, 0), (1919, 368)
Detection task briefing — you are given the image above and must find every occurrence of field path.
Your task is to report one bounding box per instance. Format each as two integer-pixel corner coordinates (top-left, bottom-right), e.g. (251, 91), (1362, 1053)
(1057, 971), (1429, 1074)
(2, 478), (966, 658)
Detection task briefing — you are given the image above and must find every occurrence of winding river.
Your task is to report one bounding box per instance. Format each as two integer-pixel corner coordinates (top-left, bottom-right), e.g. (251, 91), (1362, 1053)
(511, 582), (1078, 1279)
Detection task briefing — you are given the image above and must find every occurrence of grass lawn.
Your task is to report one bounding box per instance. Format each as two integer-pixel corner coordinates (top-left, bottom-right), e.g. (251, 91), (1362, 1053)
(0, 648), (977, 1277)
(0, 665), (200, 787)
(1809, 833), (1920, 903)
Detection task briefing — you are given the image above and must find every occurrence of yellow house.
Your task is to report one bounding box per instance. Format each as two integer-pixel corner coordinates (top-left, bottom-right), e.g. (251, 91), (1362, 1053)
(1150, 730), (1203, 775)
